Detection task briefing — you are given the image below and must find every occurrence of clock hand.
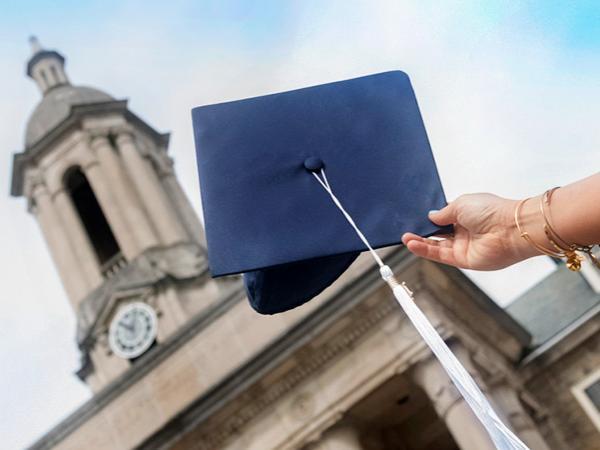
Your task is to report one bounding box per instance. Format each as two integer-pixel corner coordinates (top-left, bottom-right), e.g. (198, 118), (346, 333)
(119, 321), (135, 332)
(129, 310), (138, 328)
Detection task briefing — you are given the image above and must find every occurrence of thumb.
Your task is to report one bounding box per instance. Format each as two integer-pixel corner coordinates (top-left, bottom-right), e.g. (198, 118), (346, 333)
(429, 202), (457, 226)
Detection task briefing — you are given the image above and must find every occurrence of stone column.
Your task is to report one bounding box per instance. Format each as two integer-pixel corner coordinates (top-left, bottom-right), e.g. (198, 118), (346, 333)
(31, 183), (88, 305)
(89, 135), (160, 257)
(53, 188), (103, 289)
(162, 170), (207, 248)
(491, 384), (550, 450)
(155, 152), (207, 249)
(412, 351), (496, 450)
(310, 423), (363, 450)
(116, 132), (187, 245)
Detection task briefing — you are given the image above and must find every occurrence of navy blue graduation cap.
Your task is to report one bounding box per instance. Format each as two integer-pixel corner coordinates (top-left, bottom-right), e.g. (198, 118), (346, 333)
(191, 72), (532, 449)
(192, 71), (450, 314)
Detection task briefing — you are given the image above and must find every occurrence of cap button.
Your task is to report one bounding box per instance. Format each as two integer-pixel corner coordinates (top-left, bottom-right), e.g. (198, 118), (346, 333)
(303, 157), (324, 172)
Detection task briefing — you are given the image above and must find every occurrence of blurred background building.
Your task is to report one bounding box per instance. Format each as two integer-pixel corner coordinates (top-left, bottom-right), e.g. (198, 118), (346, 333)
(10, 40), (600, 450)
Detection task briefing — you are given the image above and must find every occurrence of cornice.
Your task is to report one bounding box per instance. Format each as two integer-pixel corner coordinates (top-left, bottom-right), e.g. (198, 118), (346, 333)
(518, 303), (600, 379)
(11, 100), (170, 197)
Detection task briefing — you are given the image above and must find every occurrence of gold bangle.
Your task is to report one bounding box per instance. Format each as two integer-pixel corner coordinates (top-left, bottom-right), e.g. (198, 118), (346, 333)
(515, 191), (600, 271)
(540, 187), (600, 271)
(540, 187), (581, 271)
(514, 198), (564, 258)
(540, 188), (572, 249)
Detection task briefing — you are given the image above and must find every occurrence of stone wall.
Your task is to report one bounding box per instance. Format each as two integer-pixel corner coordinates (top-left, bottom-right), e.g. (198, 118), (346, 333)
(526, 332), (600, 450)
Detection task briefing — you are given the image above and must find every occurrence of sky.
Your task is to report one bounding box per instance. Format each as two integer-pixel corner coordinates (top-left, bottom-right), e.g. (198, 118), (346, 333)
(0, 1), (599, 448)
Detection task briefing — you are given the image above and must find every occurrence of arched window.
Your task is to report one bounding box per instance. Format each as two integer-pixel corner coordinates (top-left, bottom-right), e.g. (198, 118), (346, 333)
(39, 69), (49, 90)
(50, 65), (60, 84)
(64, 167), (121, 266)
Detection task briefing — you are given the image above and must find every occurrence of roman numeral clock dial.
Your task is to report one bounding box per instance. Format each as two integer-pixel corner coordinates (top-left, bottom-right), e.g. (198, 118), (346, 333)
(108, 302), (158, 359)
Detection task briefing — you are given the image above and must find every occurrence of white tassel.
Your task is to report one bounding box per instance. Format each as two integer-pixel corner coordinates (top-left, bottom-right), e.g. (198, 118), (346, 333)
(382, 268), (529, 450)
(312, 168), (530, 450)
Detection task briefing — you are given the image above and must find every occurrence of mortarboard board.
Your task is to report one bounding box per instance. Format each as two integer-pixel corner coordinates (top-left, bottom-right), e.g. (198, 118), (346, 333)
(191, 71), (529, 449)
(192, 71), (451, 314)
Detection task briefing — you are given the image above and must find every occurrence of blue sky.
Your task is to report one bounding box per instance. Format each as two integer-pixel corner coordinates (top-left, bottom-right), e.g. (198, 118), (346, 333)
(528, 1), (600, 49)
(1, 1), (599, 449)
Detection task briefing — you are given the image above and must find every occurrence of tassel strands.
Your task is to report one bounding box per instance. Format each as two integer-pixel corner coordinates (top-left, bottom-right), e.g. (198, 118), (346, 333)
(312, 168), (530, 450)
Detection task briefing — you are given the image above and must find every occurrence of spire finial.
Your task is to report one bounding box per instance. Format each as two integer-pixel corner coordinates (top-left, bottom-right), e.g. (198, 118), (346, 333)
(29, 36), (43, 54)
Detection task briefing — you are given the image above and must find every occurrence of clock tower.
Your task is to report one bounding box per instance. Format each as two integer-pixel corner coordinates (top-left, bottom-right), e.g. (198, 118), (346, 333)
(11, 38), (225, 392)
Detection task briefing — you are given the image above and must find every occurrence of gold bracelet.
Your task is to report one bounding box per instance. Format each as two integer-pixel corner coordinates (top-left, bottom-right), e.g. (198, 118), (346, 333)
(541, 188), (572, 249)
(515, 190), (600, 271)
(540, 187), (600, 271)
(514, 198), (564, 259)
(539, 188), (582, 270)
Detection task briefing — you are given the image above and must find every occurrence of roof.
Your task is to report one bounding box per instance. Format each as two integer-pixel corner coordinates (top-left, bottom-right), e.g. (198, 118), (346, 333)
(24, 84), (113, 147)
(506, 263), (600, 346)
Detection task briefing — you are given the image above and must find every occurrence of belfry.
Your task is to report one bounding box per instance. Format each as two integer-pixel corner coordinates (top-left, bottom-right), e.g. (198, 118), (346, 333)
(12, 37), (221, 390)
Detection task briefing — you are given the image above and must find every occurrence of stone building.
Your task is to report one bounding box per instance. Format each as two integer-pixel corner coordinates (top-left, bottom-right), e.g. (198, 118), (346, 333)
(11, 41), (600, 450)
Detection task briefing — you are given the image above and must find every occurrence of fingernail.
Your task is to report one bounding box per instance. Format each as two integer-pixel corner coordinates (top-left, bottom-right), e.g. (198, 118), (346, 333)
(428, 209), (439, 216)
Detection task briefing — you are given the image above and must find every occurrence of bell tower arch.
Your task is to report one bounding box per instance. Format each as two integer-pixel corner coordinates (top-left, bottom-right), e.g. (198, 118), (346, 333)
(63, 166), (121, 266)
(11, 38), (224, 391)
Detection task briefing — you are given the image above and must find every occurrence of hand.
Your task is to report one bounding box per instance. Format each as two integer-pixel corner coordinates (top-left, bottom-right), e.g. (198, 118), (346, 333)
(402, 193), (541, 270)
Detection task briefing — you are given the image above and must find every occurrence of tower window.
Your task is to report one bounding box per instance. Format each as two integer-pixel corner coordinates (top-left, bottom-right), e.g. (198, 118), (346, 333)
(39, 69), (49, 90)
(64, 167), (121, 266)
(50, 65), (59, 84)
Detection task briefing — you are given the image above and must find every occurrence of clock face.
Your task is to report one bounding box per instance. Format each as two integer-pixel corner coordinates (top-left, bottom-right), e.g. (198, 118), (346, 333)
(108, 302), (158, 359)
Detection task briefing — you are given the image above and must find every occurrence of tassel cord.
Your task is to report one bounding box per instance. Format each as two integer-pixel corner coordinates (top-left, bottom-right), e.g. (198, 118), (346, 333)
(311, 168), (529, 450)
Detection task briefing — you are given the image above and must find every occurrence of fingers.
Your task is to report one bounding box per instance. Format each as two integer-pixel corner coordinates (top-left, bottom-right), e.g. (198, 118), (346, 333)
(402, 232), (453, 248)
(429, 202), (457, 226)
(401, 232), (461, 267)
(406, 239), (459, 266)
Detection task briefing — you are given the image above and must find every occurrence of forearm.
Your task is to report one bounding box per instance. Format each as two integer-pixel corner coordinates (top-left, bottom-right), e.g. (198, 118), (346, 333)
(508, 172), (600, 260)
(550, 172), (600, 245)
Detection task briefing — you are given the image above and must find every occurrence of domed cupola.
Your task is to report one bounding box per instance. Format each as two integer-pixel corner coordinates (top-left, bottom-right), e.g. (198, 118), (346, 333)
(24, 37), (114, 148)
